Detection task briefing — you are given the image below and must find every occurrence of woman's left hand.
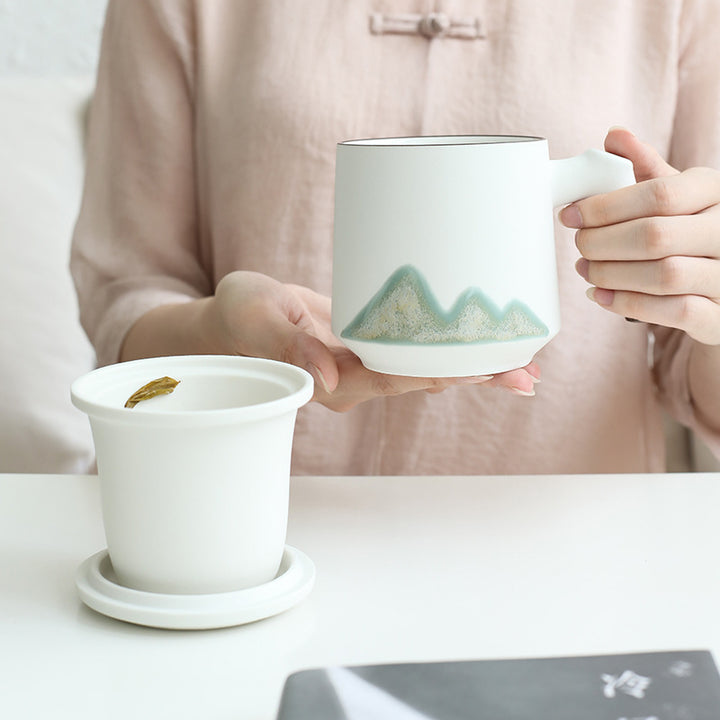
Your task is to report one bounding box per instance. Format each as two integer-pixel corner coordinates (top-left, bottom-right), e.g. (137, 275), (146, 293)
(560, 127), (720, 346)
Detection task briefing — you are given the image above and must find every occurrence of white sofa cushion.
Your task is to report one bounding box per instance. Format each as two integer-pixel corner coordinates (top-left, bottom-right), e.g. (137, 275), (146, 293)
(0, 77), (96, 473)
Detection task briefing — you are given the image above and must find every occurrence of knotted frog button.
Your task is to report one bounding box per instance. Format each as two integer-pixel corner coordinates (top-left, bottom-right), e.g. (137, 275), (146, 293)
(419, 12), (450, 38)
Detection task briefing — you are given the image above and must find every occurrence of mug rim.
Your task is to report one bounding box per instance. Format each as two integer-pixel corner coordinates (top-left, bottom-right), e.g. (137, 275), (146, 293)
(338, 134), (545, 147)
(71, 355), (314, 426)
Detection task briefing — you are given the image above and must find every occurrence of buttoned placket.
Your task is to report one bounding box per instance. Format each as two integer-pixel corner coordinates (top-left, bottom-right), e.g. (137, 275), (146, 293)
(369, 6), (488, 136)
(369, 10), (486, 40)
(366, 6), (488, 473)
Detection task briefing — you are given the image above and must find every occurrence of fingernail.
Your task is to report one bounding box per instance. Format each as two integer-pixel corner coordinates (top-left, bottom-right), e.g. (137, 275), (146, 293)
(510, 386), (535, 397)
(575, 258), (590, 281)
(586, 287), (615, 307)
(560, 204), (583, 229)
(307, 363), (331, 394)
(609, 124), (633, 135)
(529, 376), (541, 385)
(456, 375), (494, 384)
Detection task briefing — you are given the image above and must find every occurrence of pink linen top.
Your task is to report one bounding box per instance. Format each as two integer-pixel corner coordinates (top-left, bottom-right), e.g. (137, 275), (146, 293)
(71, 0), (720, 475)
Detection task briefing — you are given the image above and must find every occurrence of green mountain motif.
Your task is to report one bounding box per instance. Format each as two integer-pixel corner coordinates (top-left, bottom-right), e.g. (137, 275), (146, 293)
(341, 265), (549, 345)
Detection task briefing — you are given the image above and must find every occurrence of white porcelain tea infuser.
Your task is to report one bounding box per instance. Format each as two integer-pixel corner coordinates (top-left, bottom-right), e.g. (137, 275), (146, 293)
(72, 355), (316, 628)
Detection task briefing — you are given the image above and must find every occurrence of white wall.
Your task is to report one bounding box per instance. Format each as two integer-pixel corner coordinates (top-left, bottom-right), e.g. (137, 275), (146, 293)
(0, 0), (107, 76)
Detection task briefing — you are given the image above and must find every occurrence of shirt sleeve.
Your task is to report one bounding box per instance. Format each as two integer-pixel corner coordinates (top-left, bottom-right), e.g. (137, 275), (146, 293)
(652, 0), (720, 459)
(70, 0), (209, 367)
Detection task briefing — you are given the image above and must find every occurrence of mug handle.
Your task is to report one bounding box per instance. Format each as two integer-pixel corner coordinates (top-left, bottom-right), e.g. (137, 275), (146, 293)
(550, 149), (636, 207)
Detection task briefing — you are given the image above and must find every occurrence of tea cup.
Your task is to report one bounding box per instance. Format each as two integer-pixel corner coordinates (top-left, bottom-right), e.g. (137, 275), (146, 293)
(332, 135), (635, 376)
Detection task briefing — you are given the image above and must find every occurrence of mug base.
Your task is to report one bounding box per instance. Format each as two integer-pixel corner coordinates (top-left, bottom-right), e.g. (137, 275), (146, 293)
(342, 335), (556, 377)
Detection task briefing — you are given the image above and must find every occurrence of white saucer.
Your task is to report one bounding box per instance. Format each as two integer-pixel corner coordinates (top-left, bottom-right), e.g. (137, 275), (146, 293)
(75, 546), (315, 630)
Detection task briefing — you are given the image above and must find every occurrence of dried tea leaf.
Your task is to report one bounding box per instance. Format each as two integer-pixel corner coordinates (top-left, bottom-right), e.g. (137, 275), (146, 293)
(125, 376), (180, 408)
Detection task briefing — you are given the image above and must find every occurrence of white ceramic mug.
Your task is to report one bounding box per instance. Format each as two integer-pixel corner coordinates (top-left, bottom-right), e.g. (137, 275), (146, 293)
(331, 135), (635, 377)
(71, 355), (313, 595)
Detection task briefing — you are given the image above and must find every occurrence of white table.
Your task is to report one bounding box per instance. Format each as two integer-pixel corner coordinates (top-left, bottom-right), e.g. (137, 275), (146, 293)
(2, 472), (719, 719)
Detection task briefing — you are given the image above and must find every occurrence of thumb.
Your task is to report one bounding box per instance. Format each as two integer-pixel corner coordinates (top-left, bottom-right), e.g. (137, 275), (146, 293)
(264, 294), (340, 395)
(234, 276), (340, 395)
(604, 126), (678, 182)
(283, 329), (340, 395)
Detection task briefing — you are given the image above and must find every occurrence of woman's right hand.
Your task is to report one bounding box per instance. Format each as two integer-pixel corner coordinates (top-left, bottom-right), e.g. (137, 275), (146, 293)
(123, 270), (540, 412)
(208, 271), (541, 410)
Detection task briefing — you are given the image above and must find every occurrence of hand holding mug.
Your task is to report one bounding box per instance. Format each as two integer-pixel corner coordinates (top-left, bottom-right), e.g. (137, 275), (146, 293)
(209, 271), (540, 412)
(563, 127), (720, 345)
